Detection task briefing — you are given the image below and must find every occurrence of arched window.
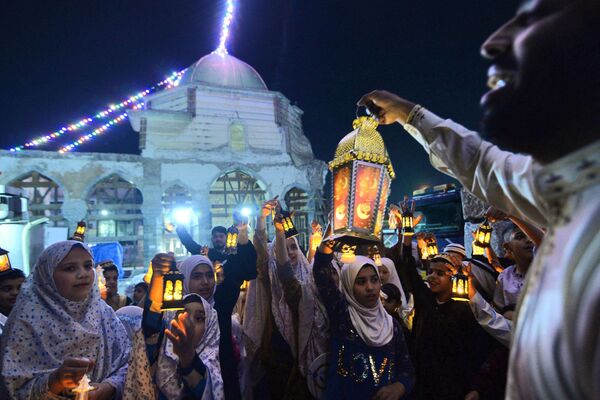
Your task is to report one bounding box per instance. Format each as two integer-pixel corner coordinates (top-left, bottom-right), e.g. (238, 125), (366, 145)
(209, 170), (265, 228)
(8, 171), (66, 226)
(86, 174), (143, 268)
(284, 187), (310, 250)
(162, 185), (193, 256)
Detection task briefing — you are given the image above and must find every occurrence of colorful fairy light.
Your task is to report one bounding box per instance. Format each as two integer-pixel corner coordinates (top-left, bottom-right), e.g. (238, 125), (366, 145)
(9, 70), (185, 153)
(213, 0), (235, 56)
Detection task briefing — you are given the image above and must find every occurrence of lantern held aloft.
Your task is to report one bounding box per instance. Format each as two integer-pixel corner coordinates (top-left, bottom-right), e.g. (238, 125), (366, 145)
(472, 219), (493, 257)
(0, 247), (12, 273)
(226, 226), (239, 255)
(161, 259), (184, 311)
(280, 209), (299, 239)
(327, 116), (395, 245)
(451, 265), (470, 302)
(71, 221), (87, 242)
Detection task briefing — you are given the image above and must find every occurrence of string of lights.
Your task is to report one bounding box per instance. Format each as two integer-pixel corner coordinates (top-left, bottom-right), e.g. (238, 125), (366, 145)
(213, 0), (235, 56)
(9, 70), (185, 152)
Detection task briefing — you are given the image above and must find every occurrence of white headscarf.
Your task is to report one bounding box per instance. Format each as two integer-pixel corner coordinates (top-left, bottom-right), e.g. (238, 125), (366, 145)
(380, 258), (409, 311)
(160, 295), (224, 399)
(0, 240), (130, 399)
(340, 256), (394, 347)
(116, 305), (143, 342)
(179, 255), (216, 305)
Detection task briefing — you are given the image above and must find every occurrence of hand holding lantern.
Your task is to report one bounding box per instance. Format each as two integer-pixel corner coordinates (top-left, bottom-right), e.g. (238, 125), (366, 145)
(472, 219), (493, 258)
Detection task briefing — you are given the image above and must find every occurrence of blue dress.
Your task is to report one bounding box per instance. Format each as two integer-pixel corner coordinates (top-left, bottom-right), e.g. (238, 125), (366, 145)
(313, 252), (415, 399)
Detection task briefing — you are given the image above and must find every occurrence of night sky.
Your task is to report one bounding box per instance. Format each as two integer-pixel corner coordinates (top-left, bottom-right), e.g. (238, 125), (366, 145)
(0, 0), (517, 202)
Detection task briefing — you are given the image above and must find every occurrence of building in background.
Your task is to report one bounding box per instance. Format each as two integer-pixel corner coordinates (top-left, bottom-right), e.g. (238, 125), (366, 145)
(0, 52), (327, 272)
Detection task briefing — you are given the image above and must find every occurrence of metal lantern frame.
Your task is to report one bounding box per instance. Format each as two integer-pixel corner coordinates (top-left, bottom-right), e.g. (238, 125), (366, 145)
(161, 260), (184, 311)
(0, 247), (12, 273)
(426, 238), (439, 259)
(327, 116), (395, 246)
(226, 225), (239, 255)
(474, 220), (493, 248)
(71, 220), (87, 242)
(401, 215), (415, 236)
(280, 209), (299, 239)
(451, 265), (470, 302)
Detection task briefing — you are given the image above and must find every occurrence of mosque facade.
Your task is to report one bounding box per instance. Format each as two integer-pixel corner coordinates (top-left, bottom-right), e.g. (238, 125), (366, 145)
(0, 53), (327, 271)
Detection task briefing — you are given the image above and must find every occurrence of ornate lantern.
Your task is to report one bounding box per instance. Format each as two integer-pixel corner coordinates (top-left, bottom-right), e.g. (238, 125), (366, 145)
(368, 245), (383, 267)
(71, 221), (86, 242)
(472, 219), (493, 257)
(337, 243), (357, 264)
(327, 116), (395, 246)
(0, 247), (12, 273)
(426, 237), (439, 258)
(280, 209), (299, 239)
(226, 225), (239, 255)
(161, 259), (184, 311)
(451, 265), (470, 302)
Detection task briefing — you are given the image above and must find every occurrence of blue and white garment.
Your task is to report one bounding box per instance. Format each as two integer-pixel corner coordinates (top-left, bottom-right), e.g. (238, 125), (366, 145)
(0, 240), (130, 399)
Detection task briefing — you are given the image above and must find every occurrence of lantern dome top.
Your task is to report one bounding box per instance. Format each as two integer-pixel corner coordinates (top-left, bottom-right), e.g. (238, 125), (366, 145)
(329, 117), (395, 179)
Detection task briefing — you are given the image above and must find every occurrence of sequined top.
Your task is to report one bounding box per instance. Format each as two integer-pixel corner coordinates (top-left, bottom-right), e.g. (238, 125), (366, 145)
(313, 252), (414, 399)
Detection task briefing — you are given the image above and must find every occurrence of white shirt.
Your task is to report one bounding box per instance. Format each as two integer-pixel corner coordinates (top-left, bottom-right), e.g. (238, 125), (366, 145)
(403, 106), (600, 400)
(0, 313), (6, 336)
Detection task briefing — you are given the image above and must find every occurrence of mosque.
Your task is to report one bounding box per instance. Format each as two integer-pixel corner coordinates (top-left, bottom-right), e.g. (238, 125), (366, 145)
(0, 52), (327, 272)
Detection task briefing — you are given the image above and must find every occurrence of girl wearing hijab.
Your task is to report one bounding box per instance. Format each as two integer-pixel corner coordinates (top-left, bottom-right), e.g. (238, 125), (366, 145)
(313, 243), (414, 400)
(243, 199), (327, 399)
(125, 292), (224, 399)
(0, 240), (130, 399)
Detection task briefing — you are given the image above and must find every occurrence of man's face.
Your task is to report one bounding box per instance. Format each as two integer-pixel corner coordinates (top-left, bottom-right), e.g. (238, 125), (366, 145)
(426, 262), (453, 296)
(480, 0), (599, 162)
(505, 230), (535, 266)
(212, 232), (227, 250)
(0, 277), (25, 314)
(104, 270), (118, 297)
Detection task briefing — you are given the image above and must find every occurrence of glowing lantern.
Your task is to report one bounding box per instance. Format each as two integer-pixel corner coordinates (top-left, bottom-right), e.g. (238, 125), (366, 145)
(368, 245), (383, 267)
(0, 247), (12, 273)
(401, 214), (414, 236)
(338, 243), (357, 264)
(161, 259), (184, 311)
(472, 220), (493, 257)
(226, 225), (239, 255)
(71, 221), (86, 242)
(72, 374), (95, 400)
(426, 237), (439, 258)
(143, 261), (153, 284)
(280, 209), (299, 239)
(95, 263), (108, 300)
(326, 116), (395, 246)
(451, 265), (470, 302)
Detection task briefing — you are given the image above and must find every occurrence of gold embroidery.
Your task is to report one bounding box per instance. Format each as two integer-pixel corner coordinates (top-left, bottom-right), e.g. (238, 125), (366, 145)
(337, 345), (349, 377)
(350, 353), (369, 383)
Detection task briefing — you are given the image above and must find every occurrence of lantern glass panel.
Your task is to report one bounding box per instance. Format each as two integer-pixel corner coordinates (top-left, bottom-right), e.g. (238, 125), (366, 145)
(352, 163), (381, 230)
(0, 254), (11, 273)
(333, 166), (351, 231)
(374, 173), (390, 237)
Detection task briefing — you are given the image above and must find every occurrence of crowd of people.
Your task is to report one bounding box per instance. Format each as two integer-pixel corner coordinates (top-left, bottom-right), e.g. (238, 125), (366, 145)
(0, 0), (599, 399)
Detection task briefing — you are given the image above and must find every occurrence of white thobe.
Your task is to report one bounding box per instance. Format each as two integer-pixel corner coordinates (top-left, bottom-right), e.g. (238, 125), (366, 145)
(403, 105), (600, 400)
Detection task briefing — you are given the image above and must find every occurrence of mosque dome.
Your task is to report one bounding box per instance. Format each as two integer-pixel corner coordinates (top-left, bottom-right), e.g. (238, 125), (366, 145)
(179, 53), (268, 90)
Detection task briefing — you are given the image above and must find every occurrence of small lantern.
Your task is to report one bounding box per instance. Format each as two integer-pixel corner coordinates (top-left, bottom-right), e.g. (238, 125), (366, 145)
(368, 244), (383, 267)
(164, 222), (175, 233)
(0, 247), (12, 273)
(72, 374), (95, 400)
(401, 214), (414, 236)
(279, 209), (299, 239)
(327, 116), (395, 246)
(472, 219), (493, 257)
(71, 220), (86, 242)
(337, 243), (357, 264)
(451, 265), (470, 302)
(162, 259), (184, 311)
(426, 237), (439, 259)
(96, 263), (108, 300)
(226, 225), (239, 255)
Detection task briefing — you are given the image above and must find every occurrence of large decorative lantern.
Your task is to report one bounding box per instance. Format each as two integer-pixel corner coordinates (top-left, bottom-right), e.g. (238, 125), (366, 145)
(426, 237), (439, 259)
(226, 225), (239, 255)
(280, 209), (299, 239)
(327, 116), (395, 245)
(451, 265), (470, 302)
(472, 219), (493, 257)
(71, 221), (86, 242)
(0, 247), (12, 273)
(162, 259), (184, 311)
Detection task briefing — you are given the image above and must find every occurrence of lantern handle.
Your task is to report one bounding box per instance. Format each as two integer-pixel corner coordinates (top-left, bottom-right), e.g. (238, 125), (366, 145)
(356, 102), (382, 121)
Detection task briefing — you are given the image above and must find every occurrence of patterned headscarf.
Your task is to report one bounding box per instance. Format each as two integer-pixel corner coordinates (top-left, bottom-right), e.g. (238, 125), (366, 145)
(179, 255), (216, 305)
(0, 240), (130, 399)
(160, 295), (224, 399)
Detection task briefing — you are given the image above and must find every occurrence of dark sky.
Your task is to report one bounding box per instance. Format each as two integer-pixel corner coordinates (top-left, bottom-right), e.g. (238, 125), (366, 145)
(0, 0), (517, 202)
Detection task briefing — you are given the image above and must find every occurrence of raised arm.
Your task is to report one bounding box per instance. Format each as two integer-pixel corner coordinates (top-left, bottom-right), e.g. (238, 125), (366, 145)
(358, 91), (548, 227)
(176, 226), (203, 255)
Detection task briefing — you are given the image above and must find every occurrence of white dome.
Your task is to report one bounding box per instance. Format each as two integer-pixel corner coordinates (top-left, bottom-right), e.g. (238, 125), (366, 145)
(180, 53), (267, 90)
